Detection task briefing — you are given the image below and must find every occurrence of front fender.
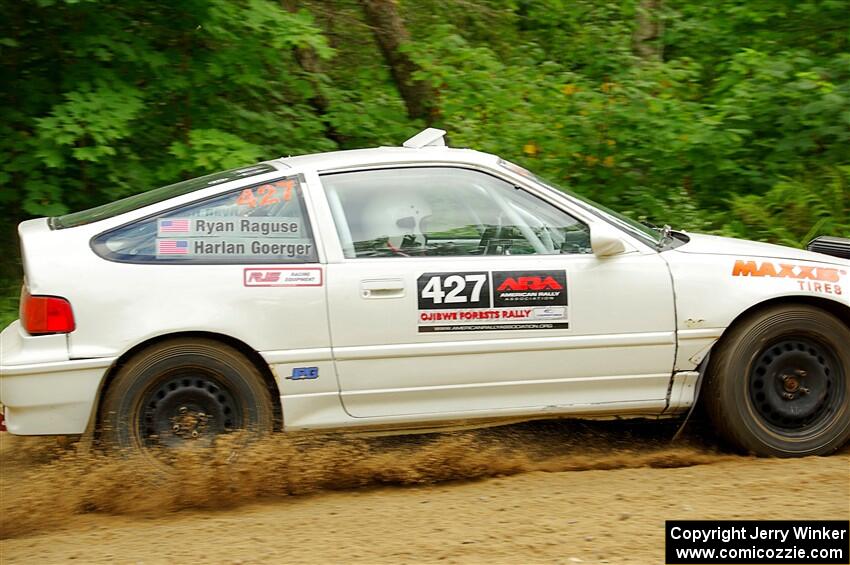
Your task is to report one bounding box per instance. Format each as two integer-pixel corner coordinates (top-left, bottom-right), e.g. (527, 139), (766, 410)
(666, 250), (850, 371)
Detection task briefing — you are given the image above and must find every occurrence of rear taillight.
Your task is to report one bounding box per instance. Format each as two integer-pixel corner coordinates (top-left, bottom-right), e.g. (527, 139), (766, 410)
(20, 287), (76, 335)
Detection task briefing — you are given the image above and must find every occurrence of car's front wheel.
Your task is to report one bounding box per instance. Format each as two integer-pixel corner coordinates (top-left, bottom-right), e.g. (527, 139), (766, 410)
(100, 338), (274, 456)
(705, 304), (850, 456)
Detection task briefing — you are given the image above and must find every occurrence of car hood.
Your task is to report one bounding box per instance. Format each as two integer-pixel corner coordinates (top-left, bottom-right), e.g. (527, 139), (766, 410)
(674, 232), (850, 267)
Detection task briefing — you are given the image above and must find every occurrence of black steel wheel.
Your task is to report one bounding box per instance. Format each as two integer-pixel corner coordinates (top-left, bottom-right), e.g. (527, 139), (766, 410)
(705, 304), (850, 456)
(139, 368), (244, 448)
(748, 337), (843, 434)
(100, 338), (274, 455)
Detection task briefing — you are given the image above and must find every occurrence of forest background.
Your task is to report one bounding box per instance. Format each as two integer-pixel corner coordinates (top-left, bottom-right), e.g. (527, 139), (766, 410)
(1, 0), (848, 326)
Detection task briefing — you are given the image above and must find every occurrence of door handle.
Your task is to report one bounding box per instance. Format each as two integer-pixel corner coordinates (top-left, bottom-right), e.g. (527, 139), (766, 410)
(360, 278), (405, 299)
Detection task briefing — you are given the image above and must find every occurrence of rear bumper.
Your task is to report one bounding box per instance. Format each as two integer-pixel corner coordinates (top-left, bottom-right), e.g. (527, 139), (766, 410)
(0, 321), (113, 435)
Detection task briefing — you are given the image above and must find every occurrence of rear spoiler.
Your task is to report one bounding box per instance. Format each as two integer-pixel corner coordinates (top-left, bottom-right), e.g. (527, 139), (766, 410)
(807, 236), (850, 260)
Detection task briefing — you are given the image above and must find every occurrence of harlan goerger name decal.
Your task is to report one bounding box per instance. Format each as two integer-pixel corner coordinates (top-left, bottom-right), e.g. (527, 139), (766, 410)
(156, 217), (311, 259)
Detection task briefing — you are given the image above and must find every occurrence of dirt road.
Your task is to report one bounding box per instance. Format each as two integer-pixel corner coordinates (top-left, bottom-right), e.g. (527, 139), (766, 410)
(2, 421), (848, 564)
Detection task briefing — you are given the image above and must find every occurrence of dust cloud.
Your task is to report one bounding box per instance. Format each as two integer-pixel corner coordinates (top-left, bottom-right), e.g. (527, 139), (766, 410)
(0, 419), (739, 539)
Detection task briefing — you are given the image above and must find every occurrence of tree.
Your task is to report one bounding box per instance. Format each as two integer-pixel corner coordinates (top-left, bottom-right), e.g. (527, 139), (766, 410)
(360, 0), (437, 123)
(282, 0), (345, 145)
(633, 0), (664, 61)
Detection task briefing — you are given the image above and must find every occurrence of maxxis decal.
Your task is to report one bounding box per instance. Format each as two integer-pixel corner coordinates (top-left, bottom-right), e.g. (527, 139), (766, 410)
(731, 259), (845, 296)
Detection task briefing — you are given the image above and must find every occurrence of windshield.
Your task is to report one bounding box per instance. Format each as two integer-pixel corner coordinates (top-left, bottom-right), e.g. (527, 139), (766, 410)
(498, 160), (663, 246)
(51, 163), (278, 229)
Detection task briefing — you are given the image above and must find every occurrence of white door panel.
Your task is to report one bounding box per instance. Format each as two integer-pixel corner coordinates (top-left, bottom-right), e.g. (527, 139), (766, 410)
(319, 165), (676, 419)
(327, 253), (675, 417)
(335, 354), (672, 415)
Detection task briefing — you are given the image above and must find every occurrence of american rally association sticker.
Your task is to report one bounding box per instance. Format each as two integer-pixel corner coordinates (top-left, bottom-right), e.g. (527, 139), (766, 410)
(417, 270), (569, 332)
(243, 267), (322, 287)
(492, 270), (567, 307)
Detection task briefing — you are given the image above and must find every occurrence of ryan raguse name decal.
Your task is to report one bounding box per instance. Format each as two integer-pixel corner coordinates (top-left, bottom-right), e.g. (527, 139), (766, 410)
(417, 270), (568, 332)
(158, 217), (302, 238)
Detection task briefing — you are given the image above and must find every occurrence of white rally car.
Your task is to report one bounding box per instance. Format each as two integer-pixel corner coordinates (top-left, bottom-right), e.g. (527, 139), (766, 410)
(2, 129), (849, 457)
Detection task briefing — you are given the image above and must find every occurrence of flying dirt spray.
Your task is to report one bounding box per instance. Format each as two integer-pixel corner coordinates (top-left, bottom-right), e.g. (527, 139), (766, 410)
(0, 420), (738, 540)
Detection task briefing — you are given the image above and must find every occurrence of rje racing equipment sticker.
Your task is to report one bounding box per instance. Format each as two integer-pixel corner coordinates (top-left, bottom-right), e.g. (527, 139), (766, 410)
(417, 270), (568, 332)
(244, 267), (323, 287)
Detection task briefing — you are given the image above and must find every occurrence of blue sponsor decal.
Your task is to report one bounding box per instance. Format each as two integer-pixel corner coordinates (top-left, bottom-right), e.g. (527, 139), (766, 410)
(288, 367), (319, 380)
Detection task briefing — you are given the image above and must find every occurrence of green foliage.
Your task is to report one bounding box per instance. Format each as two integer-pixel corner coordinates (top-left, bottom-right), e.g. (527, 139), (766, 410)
(727, 167), (850, 247)
(0, 0), (848, 326)
(169, 129), (266, 171)
(0, 278), (20, 330)
(400, 5), (850, 239)
(1, 0), (336, 220)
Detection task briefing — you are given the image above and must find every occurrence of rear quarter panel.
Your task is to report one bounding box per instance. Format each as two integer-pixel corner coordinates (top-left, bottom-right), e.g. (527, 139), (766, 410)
(16, 167), (332, 362)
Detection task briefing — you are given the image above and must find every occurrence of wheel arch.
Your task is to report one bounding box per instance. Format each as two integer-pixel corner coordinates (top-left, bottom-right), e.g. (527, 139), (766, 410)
(721, 295), (850, 344)
(697, 294), (850, 390)
(688, 295), (850, 400)
(87, 331), (283, 436)
(696, 294), (850, 455)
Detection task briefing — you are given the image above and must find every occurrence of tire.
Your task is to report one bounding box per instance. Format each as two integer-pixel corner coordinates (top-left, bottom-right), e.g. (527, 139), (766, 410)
(100, 338), (274, 455)
(704, 304), (850, 457)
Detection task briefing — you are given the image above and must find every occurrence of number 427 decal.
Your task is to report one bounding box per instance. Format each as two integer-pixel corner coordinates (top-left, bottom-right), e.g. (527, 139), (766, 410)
(417, 272), (490, 310)
(235, 180), (295, 208)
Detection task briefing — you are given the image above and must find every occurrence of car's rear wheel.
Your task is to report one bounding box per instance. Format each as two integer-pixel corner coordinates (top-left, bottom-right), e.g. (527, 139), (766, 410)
(704, 304), (850, 456)
(100, 338), (274, 457)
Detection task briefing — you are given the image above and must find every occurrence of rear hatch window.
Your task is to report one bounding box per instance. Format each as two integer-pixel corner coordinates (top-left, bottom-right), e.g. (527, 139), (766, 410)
(50, 164), (278, 229)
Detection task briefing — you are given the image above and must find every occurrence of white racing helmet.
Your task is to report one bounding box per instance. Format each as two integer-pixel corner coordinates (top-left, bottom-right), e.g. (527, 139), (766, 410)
(358, 190), (433, 251)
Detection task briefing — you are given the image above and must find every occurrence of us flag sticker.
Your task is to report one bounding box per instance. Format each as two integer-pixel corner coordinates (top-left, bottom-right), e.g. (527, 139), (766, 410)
(157, 240), (189, 255)
(158, 218), (191, 233)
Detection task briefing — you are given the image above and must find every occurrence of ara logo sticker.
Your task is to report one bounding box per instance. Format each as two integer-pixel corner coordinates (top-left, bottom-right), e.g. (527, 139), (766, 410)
(287, 367), (319, 380)
(243, 268), (323, 287)
(496, 275), (564, 292)
(492, 270), (568, 307)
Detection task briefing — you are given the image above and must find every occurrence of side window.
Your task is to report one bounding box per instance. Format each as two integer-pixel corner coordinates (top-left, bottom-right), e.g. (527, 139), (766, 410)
(321, 167), (590, 258)
(93, 176), (317, 264)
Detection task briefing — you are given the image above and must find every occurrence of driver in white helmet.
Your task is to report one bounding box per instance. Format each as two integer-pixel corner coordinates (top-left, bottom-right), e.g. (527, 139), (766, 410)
(357, 190), (433, 256)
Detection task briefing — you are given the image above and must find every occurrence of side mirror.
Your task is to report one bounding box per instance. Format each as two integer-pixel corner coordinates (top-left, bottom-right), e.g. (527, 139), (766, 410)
(591, 228), (627, 257)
